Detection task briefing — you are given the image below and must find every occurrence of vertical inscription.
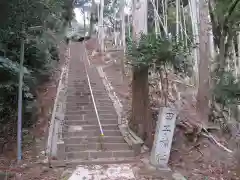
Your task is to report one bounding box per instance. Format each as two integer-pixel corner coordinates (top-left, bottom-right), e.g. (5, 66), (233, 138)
(150, 107), (178, 167)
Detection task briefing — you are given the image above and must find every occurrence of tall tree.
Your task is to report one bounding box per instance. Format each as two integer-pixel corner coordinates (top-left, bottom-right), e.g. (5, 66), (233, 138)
(196, 0), (211, 122)
(196, 0), (240, 123)
(130, 0), (151, 146)
(89, 0), (96, 36)
(0, 0), (74, 152)
(128, 0), (191, 147)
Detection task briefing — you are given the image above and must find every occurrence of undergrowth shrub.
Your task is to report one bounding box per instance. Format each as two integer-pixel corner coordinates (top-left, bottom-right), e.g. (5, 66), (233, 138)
(0, 0), (73, 147)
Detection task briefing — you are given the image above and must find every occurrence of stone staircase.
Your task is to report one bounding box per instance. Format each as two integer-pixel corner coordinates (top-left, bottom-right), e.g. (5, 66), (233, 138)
(60, 42), (136, 165)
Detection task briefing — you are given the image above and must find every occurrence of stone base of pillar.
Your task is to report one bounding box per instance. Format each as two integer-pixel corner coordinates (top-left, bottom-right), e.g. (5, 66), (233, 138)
(57, 140), (65, 160)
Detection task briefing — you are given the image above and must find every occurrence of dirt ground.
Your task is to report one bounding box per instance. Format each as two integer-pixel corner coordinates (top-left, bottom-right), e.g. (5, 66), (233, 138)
(85, 39), (240, 180)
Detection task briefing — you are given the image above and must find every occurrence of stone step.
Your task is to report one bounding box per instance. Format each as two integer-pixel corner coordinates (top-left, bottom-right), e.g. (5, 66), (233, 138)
(65, 119), (117, 126)
(89, 82), (104, 86)
(65, 105), (93, 110)
(65, 150), (135, 160)
(68, 74), (86, 77)
(89, 81), (105, 86)
(66, 92), (90, 97)
(95, 98), (112, 101)
(66, 102), (92, 106)
(66, 102), (113, 107)
(67, 74), (86, 77)
(67, 79), (87, 83)
(65, 109), (117, 115)
(67, 93), (91, 98)
(65, 142), (130, 152)
(67, 93), (109, 99)
(65, 129), (122, 137)
(91, 91), (109, 95)
(68, 84), (88, 88)
(67, 89), (90, 93)
(67, 78), (87, 83)
(66, 92), (90, 96)
(92, 95), (110, 98)
(65, 114), (117, 120)
(95, 99), (113, 102)
(66, 86), (89, 90)
(92, 116), (118, 121)
(66, 91), (89, 97)
(80, 105), (115, 111)
(65, 106), (115, 112)
(95, 102), (114, 106)
(96, 98), (114, 102)
(65, 124), (119, 131)
(66, 97), (112, 102)
(67, 78), (87, 82)
(95, 104), (115, 108)
(66, 97), (91, 102)
(67, 88), (90, 92)
(65, 104), (92, 109)
(68, 67), (85, 72)
(64, 136), (125, 144)
(91, 88), (106, 92)
(51, 157), (138, 167)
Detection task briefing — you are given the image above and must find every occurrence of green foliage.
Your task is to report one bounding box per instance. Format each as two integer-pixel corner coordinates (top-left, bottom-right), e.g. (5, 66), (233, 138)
(209, 0), (240, 51)
(209, 0), (240, 113)
(0, 0), (73, 139)
(214, 72), (240, 106)
(0, 56), (34, 126)
(126, 33), (193, 76)
(214, 0), (240, 22)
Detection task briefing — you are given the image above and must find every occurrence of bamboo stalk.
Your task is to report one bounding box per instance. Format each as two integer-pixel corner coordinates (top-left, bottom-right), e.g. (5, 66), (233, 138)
(189, 0), (200, 88)
(176, 0), (180, 41)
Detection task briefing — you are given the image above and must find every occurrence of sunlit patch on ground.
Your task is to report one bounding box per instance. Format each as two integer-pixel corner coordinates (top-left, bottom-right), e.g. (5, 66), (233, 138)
(68, 164), (135, 180)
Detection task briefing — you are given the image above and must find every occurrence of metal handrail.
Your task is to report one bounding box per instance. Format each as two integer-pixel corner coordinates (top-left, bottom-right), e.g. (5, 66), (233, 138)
(83, 44), (104, 136)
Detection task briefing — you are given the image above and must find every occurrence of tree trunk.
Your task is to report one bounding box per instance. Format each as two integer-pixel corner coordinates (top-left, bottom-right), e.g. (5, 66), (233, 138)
(189, 0), (200, 88)
(89, 14), (94, 36)
(83, 10), (86, 36)
(130, 66), (153, 147)
(128, 0), (153, 147)
(89, 0), (95, 36)
(196, 0), (211, 122)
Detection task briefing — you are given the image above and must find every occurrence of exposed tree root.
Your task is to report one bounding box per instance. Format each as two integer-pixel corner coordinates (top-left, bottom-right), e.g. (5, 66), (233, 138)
(177, 120), (233, 153)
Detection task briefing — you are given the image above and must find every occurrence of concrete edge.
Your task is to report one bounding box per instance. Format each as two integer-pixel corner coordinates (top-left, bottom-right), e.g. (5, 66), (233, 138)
(46, 47), (70, 159)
